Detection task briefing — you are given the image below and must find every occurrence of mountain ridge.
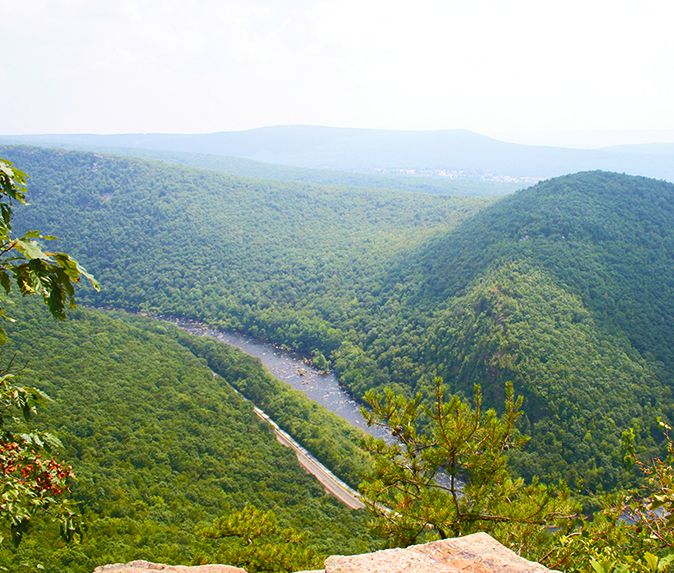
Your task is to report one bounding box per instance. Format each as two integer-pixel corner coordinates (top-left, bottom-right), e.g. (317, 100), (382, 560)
(1, 145), (671, 489)
(332, 170), (673, 486)
(4, 126), (674, 180)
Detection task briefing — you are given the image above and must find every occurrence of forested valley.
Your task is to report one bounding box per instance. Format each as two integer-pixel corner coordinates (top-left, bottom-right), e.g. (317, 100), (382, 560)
(0, 145), (672, 571)
(0, 301), (378, 572)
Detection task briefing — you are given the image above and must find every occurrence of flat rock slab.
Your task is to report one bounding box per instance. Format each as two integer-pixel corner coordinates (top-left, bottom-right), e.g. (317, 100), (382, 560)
(324, 532), (556, 573)
(93, 561), (246, 573)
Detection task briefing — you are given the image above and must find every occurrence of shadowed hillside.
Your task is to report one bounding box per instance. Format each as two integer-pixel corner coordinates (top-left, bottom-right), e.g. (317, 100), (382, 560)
(1, 145), (672, 490)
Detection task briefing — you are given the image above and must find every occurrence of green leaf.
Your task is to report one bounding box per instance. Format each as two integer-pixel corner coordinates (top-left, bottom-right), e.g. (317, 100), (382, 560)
(21, 230), (55, 241)
(1, 204), (11, 226)
(590, 559), (616, 573)
(645, 552), (660, 572)
(51, 252), (100, 291)
(13, 239), (48, 261)
(0, 271), (11, 294)
(658, 554), (674, 572)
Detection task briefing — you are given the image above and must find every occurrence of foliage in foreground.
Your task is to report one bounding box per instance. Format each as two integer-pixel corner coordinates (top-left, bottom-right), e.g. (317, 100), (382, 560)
(360, 378), (577, 559)
(203, 504), (316, 573)
(0, 157), (97, 546)
(0, 373), (80, 548)
(548, 420), (674, 572)
(361, 379), (674, 571)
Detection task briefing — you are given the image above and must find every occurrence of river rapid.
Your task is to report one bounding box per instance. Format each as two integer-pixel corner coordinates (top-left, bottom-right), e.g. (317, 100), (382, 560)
(169, 317), (390, 441)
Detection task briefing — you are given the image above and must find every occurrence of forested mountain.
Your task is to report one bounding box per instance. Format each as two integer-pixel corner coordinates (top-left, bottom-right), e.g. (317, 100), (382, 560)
(0, 301), (377, 572)
(0, 143), (521, 197)
(4, 126), (674, 180)
(346, 171), (674, 486)
(2, 145), (672, 491)
(0, 145), (484, 354)
(402, 171), (674, 372)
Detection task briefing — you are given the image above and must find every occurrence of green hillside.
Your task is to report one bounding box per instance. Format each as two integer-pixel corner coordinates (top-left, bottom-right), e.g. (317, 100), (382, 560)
(407, 171), (674, 373)
(171, 328), (370, 489)
(422, 262), (667, 486)
(0, 145), (484, 356)
(1, 146), (671, 491)
(343, 171), (674, 487)
(0, 301), (376, 572)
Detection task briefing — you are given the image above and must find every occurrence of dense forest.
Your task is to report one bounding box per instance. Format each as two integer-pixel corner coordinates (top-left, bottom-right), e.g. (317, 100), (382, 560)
(0, 145), (484, 353)
(171, 328), (371, 488)
(0, 141), (520, 197)
(1, 145), (672, 491)
(0, 300), (378, 572)
(341, 171), (674, 487)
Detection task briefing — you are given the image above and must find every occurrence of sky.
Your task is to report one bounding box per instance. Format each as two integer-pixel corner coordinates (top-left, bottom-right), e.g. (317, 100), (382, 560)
(2, 0), (674, 147)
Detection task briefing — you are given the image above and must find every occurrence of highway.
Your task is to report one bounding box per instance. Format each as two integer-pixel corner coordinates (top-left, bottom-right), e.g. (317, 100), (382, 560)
(211, 368), (365, 510)
(252, 406), (365, 510)
(139, 313), (370, 510)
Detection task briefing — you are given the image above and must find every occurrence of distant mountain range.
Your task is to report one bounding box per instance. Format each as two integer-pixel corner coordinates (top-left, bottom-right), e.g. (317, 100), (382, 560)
(3, 126), (674, 181)
(2, 144), (672, 490)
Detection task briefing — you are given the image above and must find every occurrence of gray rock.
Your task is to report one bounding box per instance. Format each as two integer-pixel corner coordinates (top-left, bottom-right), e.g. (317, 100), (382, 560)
(93, 561), (246, 573)
(324, 533), (557, 573)
(93, 533), (556, 573)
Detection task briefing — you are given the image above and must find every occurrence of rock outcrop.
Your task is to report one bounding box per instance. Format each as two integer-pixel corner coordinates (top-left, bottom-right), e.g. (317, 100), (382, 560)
(324, 533), (556, 573)
(93, 561), (246, 573)
(94, 533), (557, 573)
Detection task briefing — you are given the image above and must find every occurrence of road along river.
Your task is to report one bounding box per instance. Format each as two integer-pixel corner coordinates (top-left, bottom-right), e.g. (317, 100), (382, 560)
(158, 316), (391, 507)
(171, 318), (389, 441)
(252, 405), (365, 509)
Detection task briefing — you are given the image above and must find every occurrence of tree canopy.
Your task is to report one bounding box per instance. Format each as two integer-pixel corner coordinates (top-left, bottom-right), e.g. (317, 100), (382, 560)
(0, 157), (98, 546)
(2, 147), (672, 489)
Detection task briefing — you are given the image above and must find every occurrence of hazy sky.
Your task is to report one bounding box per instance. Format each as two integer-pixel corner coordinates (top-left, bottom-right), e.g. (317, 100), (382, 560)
(3, 0), (674, 146)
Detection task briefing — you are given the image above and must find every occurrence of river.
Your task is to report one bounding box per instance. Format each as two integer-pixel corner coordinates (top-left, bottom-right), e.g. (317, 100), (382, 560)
(170, 318), (390, 441)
